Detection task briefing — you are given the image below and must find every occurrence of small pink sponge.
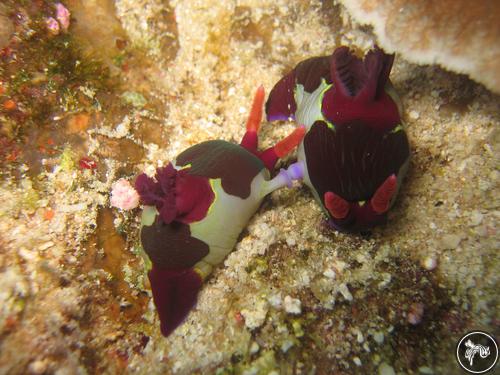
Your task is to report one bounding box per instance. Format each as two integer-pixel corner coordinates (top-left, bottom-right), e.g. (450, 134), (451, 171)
(110, 178), (140, 210)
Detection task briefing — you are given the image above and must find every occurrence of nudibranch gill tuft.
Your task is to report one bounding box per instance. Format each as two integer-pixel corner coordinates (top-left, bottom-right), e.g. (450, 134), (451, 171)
(266, 46), (410, 232)
(135, 86), (305, 336)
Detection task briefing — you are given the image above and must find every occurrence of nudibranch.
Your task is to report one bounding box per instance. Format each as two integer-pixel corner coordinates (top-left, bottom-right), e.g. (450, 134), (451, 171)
(266, 46), (410, 231)
(135, 87), (305, 336)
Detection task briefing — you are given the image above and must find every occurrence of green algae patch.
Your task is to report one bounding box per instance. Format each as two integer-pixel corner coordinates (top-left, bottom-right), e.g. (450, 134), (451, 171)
(121, 91), (147, 108)
(216, 350), (279, 375)
(0, 2), (115, 151)
(59, 146), (76, 172)
(20, 179), (40, 211)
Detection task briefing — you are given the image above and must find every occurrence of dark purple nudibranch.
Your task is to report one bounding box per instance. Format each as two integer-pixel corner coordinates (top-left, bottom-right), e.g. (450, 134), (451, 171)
(266, 46), (410, 231)
(135, 87), (305, 336)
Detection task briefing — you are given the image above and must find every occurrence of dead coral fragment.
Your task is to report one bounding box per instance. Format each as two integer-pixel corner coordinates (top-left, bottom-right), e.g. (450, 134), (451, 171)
(339, 0), (500, 93)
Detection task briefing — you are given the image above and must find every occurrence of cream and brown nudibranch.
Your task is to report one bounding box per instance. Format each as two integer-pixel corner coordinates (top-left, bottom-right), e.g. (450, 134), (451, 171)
(266, 46), (410, 231)
(135, 87), (305, 336)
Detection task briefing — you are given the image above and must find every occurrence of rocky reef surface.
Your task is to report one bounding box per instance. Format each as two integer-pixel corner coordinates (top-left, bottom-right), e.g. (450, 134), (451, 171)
(0, 1), (498, 374)
(338, 0), (500, 94)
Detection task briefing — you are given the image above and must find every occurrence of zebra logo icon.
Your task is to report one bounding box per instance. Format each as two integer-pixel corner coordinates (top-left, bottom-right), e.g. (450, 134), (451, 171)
(456, 331), (498, 374)
(465, 339), (490, 366)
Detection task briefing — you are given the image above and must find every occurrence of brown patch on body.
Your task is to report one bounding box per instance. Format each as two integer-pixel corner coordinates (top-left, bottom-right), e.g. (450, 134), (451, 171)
(141, 217), (209, 269)
(176, 140), (264, 199)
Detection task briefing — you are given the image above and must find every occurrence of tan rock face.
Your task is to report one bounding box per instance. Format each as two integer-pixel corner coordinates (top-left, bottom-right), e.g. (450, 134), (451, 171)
(0, 6), (14, 48)
(339, 0), (500, 93)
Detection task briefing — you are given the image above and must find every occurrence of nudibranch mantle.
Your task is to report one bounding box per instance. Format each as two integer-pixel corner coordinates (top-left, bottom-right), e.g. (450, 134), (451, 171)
(171, 141), (274, 276)
(266, 46), (410, 231)
(135, 87), (305, 336)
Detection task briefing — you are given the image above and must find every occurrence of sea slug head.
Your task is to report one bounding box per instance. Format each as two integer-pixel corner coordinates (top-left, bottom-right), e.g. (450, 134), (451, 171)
(322, 46), (401, 132)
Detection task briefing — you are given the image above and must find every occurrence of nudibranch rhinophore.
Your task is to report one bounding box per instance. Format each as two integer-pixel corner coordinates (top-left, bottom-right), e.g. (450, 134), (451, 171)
(135, 87), (305, 336)
(266, 46), (410, 231)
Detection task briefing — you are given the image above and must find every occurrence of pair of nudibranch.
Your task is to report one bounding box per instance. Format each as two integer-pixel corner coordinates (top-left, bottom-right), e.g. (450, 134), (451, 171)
(133, 46), (410, 336)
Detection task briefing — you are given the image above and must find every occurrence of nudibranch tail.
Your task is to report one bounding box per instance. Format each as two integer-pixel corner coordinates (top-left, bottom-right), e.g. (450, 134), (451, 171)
(265, 55), (331, 123)
(148, 266), (203, 337)
(265, 72), (297, 122)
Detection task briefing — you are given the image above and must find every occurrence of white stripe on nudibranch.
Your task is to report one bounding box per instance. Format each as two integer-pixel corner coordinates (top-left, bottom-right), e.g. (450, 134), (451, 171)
(294, 79), (332, 129)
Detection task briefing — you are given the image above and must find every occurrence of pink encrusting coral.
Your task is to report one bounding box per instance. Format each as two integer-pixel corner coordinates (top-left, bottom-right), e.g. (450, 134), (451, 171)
(110, 178), (140, 210)
(55, 3), (71, 32)
(45, 17), (60, 35)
